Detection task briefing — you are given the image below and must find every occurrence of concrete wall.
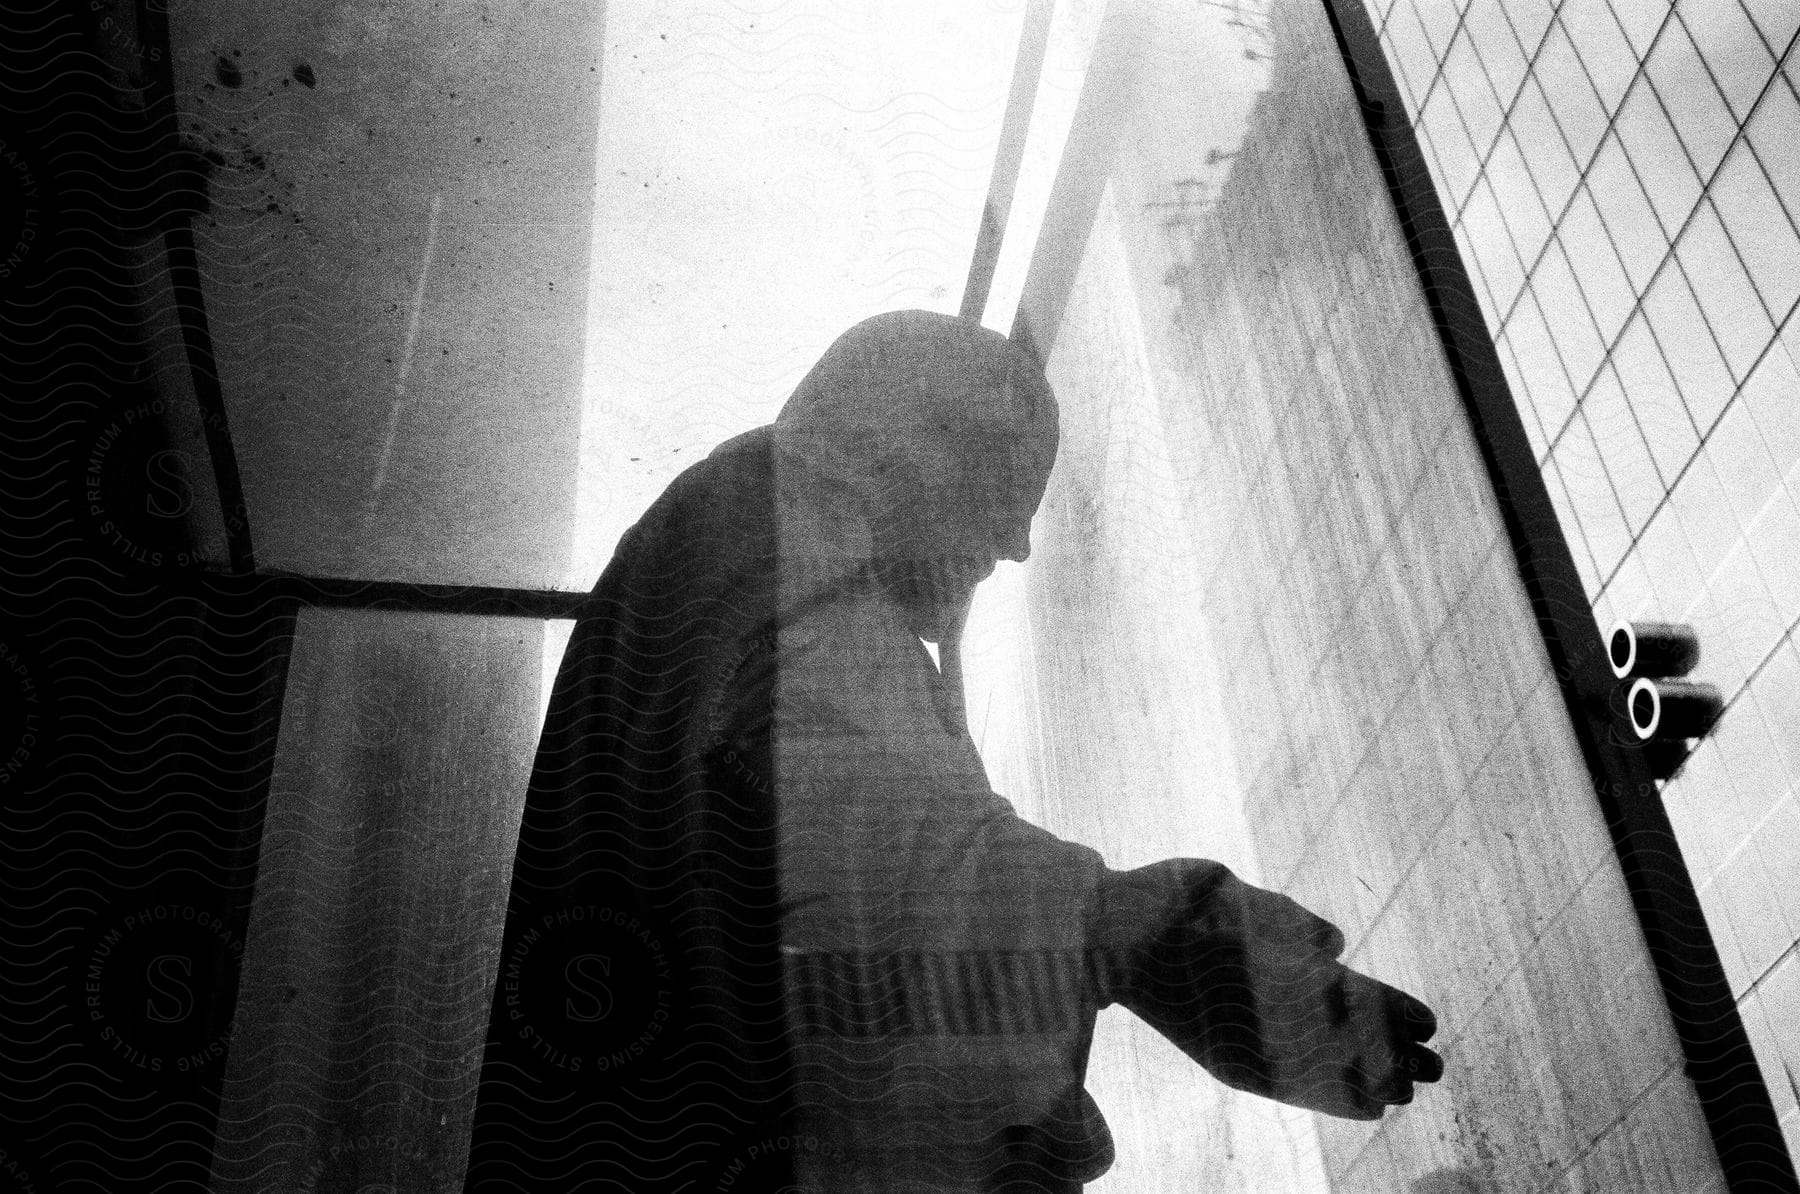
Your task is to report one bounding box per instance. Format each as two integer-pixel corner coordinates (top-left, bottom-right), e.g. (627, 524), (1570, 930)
(1373, 0), (1800, 1158)
(998, 0), (1723, 1188)
(992, 189), (1333, 1193)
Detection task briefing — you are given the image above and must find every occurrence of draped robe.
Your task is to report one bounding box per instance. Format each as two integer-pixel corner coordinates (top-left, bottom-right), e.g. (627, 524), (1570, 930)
(467, 324), (1113, 1192)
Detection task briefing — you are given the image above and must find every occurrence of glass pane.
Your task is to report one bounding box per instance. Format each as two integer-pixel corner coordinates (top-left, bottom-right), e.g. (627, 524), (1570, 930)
(1460, 174), (1528, 319)
(1559, 187), (1638, 346)
(1741, 0), (1800, 53)
(567, 4), (1030, 590)
(1505, 287), (1580, 441)
(1464, 0), (1529, 109)
(1587, 129), (1673, 291)
(1510, 75), (1582, 220)
(1533, 18), (1611, 170)
(1674, 198), (1774, 380)
(1614, 73), (1704, 236)
(1561, 0), (1639, 111)
(1713, 138), (1800, 324)
(1582, 362), (1669, 535)
(1530, 234), (1609, 397)
(1486, 129), (1556, 271)
(1444, 25), (1506, 164)
(1682, 0), (1776, 120)
(1419, 75), (1484, 209)
(211, 608), (546, 1187)
(1382, 0), (1443, 110)
(1611, 0), (1674, 60)
(1647, 15), (1741, 179)
(1612, 311), (1702, 484)
(1642, 257), (1738, 432)
(1746, 77), (1800, 232)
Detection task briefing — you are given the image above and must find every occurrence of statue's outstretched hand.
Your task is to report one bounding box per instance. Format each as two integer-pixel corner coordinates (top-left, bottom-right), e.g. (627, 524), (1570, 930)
(1089, 859), (1442, 1120)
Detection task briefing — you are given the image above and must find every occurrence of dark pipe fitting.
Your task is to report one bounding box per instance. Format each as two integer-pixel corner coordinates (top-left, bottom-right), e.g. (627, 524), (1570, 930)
(1628, 677), (1724, 742)
(1608, 620), (1700, 680)
(1644, 738), (1692, 781)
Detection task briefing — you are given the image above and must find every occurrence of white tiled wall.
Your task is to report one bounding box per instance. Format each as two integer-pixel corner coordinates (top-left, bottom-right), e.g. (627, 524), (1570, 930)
(1373, 0), (1800, 1153)
(1007, 1), (1725, 1186)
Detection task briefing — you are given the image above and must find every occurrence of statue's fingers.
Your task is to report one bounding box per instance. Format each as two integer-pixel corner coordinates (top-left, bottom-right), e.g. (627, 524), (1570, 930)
(1403, 992), (1437, 1042)
(1361, 1052), (1417, 1108)
(1314, 918), (1346, 959)
(1361, 1041), (1441, 1110)
(1404, 1042), (1444, 1084)
(1380, 985), (1437, 1044)
(1344, 1061), (1396, 1117)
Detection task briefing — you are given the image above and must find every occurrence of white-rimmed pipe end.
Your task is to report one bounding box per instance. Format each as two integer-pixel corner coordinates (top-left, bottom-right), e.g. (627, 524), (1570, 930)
(1609, 621), (1637, 680)
(1609, 620), (1700, 679)
(1629, 676), (1659, 740)
(1628, 677), (1723, 741)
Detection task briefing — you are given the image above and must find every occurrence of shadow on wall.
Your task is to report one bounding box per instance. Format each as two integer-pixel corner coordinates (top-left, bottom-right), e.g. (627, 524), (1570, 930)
(1411, 1167), (1499, 1193)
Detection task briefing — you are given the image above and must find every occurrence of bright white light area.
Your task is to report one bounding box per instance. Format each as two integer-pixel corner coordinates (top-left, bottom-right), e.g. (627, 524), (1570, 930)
(978, 0), (1110, 335)
(537, 619), (577, 733)
(960, 557), (1045, 816)
(964, 182), (1328, 1192)
(546, 2), (1036, 708)
(563, 2), (1033, 592)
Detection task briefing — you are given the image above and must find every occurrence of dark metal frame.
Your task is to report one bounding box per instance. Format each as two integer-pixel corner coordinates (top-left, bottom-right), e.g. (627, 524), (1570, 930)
(960, 0), (1054, 323)
(137, 0), (257, 575)
(1321, 1), (1798, 1188)
(193, 571), (590, 620)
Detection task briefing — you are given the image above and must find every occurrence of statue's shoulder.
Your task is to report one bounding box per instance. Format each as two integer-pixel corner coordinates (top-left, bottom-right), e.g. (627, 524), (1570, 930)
(597, 426), (780, 594)
(658, 424), (777, 517)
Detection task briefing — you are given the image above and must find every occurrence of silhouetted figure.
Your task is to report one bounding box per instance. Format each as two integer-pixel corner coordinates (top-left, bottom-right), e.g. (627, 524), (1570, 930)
(464, 311), (1440, 1192)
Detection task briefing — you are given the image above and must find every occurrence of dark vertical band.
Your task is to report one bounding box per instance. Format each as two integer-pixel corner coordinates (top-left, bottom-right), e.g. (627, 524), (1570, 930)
(136, 0), (257, 574)
(961, 0), (1056, 322)
(1009, 3), (1149, 357)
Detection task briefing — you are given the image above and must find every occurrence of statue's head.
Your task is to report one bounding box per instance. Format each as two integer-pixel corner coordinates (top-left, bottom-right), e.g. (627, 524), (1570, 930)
(776, 310), (1059, 641)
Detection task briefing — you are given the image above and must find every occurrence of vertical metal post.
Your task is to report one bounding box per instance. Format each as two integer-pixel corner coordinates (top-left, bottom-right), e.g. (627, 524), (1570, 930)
(961, 0), (1057, 321)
